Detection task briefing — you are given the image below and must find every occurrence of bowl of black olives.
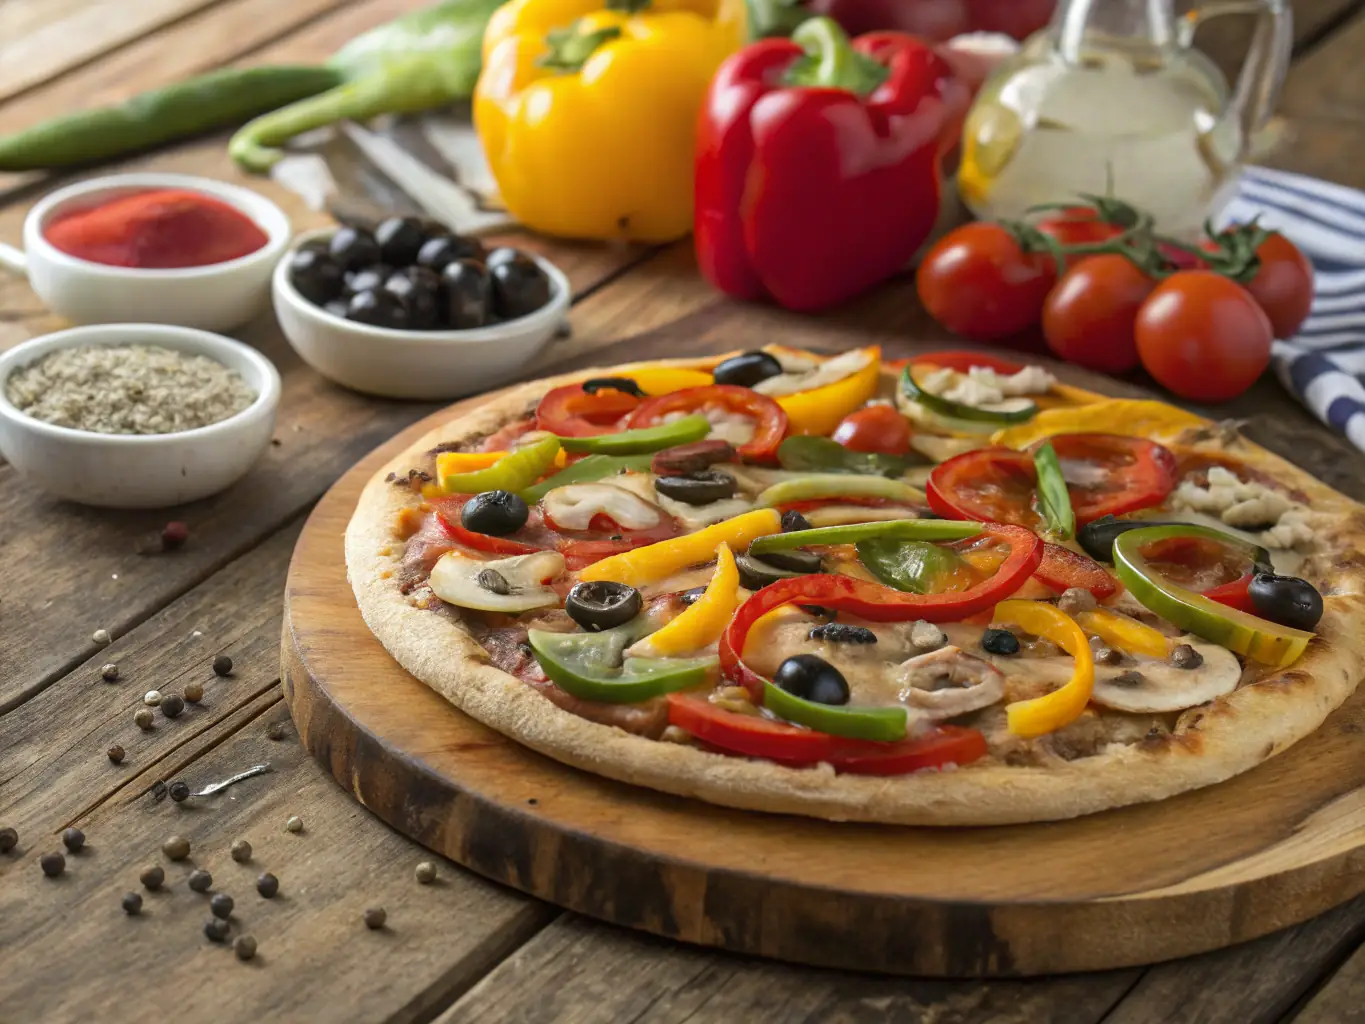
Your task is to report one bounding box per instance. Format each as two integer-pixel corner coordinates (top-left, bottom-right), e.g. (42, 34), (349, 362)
(272, 218), (570, 399)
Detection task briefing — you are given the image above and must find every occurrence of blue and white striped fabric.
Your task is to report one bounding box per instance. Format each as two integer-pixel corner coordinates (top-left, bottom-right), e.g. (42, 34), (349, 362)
(1222, 166), (1365, 450)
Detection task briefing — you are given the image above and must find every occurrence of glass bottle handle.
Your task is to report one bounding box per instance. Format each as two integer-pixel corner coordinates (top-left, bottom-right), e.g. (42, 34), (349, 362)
(1177, 0), (1292, 138)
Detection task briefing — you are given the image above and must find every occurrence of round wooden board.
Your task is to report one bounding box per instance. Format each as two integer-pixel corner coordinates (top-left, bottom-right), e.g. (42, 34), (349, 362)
(281, 388), (1365, 979)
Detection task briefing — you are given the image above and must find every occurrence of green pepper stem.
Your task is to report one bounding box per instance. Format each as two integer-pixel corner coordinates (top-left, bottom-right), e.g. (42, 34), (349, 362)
(537, 23), (623, 73)
(745, 0), (809, 39)
(784, 16), (889, 95)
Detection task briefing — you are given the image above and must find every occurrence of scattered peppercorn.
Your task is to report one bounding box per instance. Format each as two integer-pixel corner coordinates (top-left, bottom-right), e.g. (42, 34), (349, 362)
(92, 628), (111, 646)
(150, 780), (168, 802)
(1169, 643), (1204, 670)
(160, 693), (186, 719)
(266, 721), (287, 741)
(256, 872), (279, 899)
(61, 828), (85, 853)
(982, 628), (1021, 656)
(204, 918), (230, 943)
(0, 827), (17, 853)
(415, 861), (437, 885)
(1093, 646), (1124, 666)
(169, 781), (190, 803)
(230, 839), (252, 863)
(40, 852), (65, 877)
(184, 681), (204, 703)
(188, 868), (213, 893)
(122, 892), (143, 915)
(162, 835), (191, 861)
(161, 521), (189, 550)
(134, 708), (155, 730)
(364, 907), (387, 930)
(210, 893), (234, 919)
(213, 655), (233, 677)
(143, 690), (162, 707)
(140, 865), (165, 890)
(1056, 587), (1098, 615)
(107, 744), (125, 764)
(285, 816), (303, 834)
(234, 935), (257, 961)
(101, 663), (119, 682)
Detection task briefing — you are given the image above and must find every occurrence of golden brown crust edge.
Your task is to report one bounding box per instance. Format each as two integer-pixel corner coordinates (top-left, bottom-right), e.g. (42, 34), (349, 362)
(345, 356), (1365, 826)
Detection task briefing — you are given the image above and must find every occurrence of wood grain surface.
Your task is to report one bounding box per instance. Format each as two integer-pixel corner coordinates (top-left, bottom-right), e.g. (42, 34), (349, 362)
(1, 0), (1364, 1019)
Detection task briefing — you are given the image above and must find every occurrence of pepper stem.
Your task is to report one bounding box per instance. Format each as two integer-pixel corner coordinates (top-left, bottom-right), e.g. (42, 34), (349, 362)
(538, 23), (623, 73)
(784, 17), (889, 95)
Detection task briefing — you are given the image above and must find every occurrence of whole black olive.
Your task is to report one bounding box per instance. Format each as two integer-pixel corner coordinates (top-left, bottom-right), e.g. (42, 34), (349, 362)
(439, 259), (492, 329)
(774, 654), (850, 706)
(344, 263), (395, 296)
(484, 246), (520, 269)
(565, 581), (642, 633)
(288, 248), (345, 305)
(712, 350), (784, 389)
(323, 298), (349, 319)
(735, 553), (807, 591)
(1248, 572), (1324, 631)
(490, 254), (553, 320)
(328, 225), (381, 270)
(654, 471), (738, 506)
(392, 265), (442, 293)
(384, 271), (439, 330)
(755, 546), (823, 574)
(781, 509), (813, 533)
(982, 628), (1021, 656)
(583, 377), (646, 398)
(460, 490), (529, 537)
(346, 289), (410, 330)
(374, 216), (431, 267)
(416, 234), (485, 273)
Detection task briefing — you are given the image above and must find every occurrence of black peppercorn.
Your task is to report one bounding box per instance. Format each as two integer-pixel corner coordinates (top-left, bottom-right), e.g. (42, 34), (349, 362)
(364, 907), (387, 930)
(0, 826), (18, 853)
(188, 868), (213, 893)
(204, 918), (230, 943)
(161, 693), (186, 719)
(256, 872), (279, 899)
(213, 655), (233, 677)
(266, 721), (287, 741)
(122, 891), (142, 915)
(107, 744), (125, 764)
(61, 827), (85, 853)
(140, 865), (165, 890)
(150, 780), (167, 803)
(230, 839), (252, 863)
(162, 835), (191, 861)
(40, 852), (65, 877)
(169, 781), (190, 803)
(234, 935), (258, 961)
(210, 893), (234, 919)
(982, 628), (1021, 656)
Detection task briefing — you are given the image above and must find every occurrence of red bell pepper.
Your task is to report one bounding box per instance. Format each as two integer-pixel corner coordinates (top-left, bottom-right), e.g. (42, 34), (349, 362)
(1034, 542), (1119, 600)
(628, 385), (787, 463)
(695, 17), (969, 313)
(749, 1), (1056, 43)
(536, 384), (639, 437)
(1202, 573), (1259, 614)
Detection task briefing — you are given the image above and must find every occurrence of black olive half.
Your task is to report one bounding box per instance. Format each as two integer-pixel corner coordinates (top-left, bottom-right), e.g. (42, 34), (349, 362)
(566, 581), (642, 633)
(774, 654), (850, 706)
(754, 546), (823, 574)
(1248, 572), (1324, 631)
(490, 254), (553, 320)
(735, 553), (808, 590)
(288, 248), (345, 305)
(440, 259), (492, 329)
(1077, 515), (1273, 571)
(654, 471), (738, 506)
(582, 377), (647, 398)
(375, 216), (432, 267)
(712, 350), (783, 388)
(460, 490), (529, 537)
(781, 509), (813, 532)
(328, 225), (381, 270)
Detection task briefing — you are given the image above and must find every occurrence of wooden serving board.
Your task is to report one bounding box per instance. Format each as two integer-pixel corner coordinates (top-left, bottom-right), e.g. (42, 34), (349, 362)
(281, 389), (1365, 979)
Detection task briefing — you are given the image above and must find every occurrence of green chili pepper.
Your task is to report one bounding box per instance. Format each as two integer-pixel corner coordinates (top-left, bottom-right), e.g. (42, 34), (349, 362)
(756, 474), (925, 509)
(519, 454), (654, 504)
(528, 627), (717, 704)
(556, 415), (711, 456)
(1033, 442), (1075, 540)
(751, 519), (979, 555)
(857, 539), (972, 595)
(762, 681), (907, 741)
(437, 435), (562, 495)
(900, 367), (1037, 428)
(776, 436), (916, 477)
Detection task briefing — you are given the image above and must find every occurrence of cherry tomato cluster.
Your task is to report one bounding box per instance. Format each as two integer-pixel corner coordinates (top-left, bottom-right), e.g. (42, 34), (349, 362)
(915, 202), (1315, 403)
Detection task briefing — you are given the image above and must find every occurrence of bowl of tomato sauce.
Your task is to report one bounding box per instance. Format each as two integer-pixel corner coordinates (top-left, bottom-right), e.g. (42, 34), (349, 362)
(0, 172), (291, 332)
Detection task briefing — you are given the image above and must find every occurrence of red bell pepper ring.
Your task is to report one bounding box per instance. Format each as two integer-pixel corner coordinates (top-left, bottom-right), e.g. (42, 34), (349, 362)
(666, 693), (987, 775)
(719, 524), (1041, 699)
(1203, 574), (1258, 614)
(1034, 542), (1119, 600)
(896, 350), (1026, 376)
(432, 499), (544, 557)
(695, 17), (970, 313)
(557, 519), (683, 572)
(628, 385), (787, 463)
(535, 384), (639, 437)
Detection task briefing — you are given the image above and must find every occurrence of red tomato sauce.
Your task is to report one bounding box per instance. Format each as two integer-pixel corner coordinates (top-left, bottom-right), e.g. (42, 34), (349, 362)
(43, 189), (268, 269)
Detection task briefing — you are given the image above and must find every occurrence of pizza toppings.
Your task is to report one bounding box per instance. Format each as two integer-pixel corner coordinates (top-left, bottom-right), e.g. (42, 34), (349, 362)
(565, 581), (643, 633)
(710, 350), (784, 389)
(578, 509), (783, 588)
(1170, 465), (1319, 549)
(901, 364), (1041, 427)
(429, 549), (565, 613)
(541, 484), (663, 532)
(653, 471), (739, 506)
(628, 544), (740, 658)
(459, 490), (530, 536)
(629, 386), (787, 462)
(528, 625), (718, 704)
(650, 439), (737, 476)
(996, 600), (1095, 738)
(437, 435), (562, 495)
(768, 347), (882, 438)
(520, 455), (654, 504)
(1087, 639), (1240, 714)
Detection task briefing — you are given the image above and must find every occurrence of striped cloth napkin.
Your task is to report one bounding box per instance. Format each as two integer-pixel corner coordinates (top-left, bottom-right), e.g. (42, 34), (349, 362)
(1222, 166), (1365, 449)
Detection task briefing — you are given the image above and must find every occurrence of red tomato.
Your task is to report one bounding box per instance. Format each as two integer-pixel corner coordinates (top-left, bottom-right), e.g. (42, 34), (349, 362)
(1243, 233), (1315, 339)
(917, 223), (1056, 341)
(1135, 271), (1274, 402)
(1042, 254), (1155, 374)
(832, 405), (912, 456)
(1035, 207), (1124, 256)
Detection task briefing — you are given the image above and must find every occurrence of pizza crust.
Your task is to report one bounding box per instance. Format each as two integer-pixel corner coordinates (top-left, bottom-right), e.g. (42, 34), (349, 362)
(346, 356), (1365, 826)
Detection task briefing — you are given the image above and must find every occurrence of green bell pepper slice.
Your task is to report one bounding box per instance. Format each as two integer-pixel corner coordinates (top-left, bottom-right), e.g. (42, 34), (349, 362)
(857, 539), (974, 595)
(762, 681), (907, 741)
(528, 627), (717, 704)
(900, 367), (1038, 425)
(751, 519), (980, 555)
(1112, 524), (1314, 668)
(557, 414), (710, 455)
(436, 435), (562, 495)
(1033, 442), (1075, 540)
(519, 454), (654, 504)
(756, 474), (925, 508)
(776, 436), (916, 477)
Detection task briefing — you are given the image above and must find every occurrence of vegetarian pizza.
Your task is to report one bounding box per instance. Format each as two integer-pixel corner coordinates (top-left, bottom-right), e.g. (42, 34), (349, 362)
(346, 347), (1365, 825)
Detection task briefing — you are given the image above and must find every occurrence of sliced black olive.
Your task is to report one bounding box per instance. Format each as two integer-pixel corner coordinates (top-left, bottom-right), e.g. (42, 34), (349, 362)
(679, 586), (708, 606)
(384, 271), (439, 330)
(1077, 515), (1274, 571)
(344, 263), (395, 296)
(755, 546), (823, 574)
(735, 553), (807, 590)
(565, 581), (642, 633)
(417, 234), (485, 273)
(774, 654), (849, 706)
(288, 248), (345, 305)
(781, 509), (813, 533)
(582, 377), (646, 398)
(375, 216), (431, 267)
(328, 226), (381, 270)
(490, 254), (553, 320)
(808, 623), (876, 645)
(439, 258), (492, 329)
(982, 628), (1020, 656)
(654, 471), (738, 506)
(346, 289), (410, 330)
(1248, 572), (1324, 631)
(712, 350), (783, 388)
(460, 490), (529, 537)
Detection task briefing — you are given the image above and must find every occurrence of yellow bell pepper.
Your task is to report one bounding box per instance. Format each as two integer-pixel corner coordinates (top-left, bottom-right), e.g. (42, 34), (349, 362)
(632, 542), (740, 656)
(996, 599), (1095, 738)
(579, 508), (781, 586)
(777, 346), (881, 437)
(627, 366), (715, 395)
(475, 0), (743, 243)
(1076, 608), (1170, 660)
(432, 448), (570, 474)
(992, 399), (1207, 450)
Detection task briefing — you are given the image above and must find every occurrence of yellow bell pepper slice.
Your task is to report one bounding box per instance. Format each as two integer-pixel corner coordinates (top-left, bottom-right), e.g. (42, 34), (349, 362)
(432, 448), (569, 474)
(1076, 608), (1170, 660)
(992, 399), (1207, 450)
(996, 599), (1095, 738)
(625, 366), (715, 395)
(633, 542), (740, 656)
(579, 509), (781, 587)
(776, 346), (881, 437)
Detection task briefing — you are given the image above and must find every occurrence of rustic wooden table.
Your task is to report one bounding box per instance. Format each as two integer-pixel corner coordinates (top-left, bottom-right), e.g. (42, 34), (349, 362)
(3, 1), (1365, 1021)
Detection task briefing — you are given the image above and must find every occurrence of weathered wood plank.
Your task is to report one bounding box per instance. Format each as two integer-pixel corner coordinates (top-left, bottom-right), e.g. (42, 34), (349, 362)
(1294, 939), (1365, 1022)
(1281, 6), (1365, 118)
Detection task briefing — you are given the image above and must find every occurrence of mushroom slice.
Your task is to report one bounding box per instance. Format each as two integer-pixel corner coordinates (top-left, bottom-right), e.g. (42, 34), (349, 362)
(895, 646), (1006, 719)
(1090, 637), (1241, 713)
(751, 348), (874, 397)
(541, 484), (662, 531)
(428, 550), (566, 613)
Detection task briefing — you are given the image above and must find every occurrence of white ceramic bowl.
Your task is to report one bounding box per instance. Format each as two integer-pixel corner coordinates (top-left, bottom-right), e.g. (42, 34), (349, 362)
(0, 172), (291, 331)
(0, 323), (281, 508)
(273, 228), (571, 400)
